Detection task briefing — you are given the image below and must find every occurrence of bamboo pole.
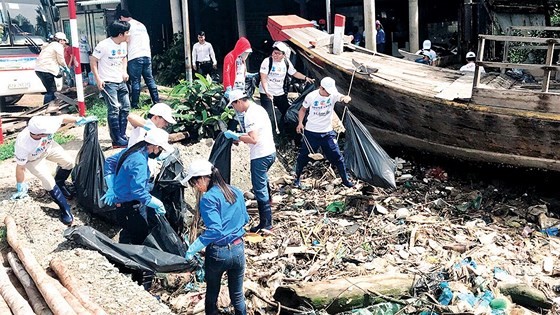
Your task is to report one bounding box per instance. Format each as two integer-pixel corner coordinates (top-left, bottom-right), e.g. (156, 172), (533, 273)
(0, 264), (34, 314)
(7, 252), (52, 315)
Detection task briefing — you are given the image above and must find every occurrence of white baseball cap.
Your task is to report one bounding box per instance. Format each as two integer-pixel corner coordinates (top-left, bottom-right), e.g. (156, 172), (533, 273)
(28, 116), (60, 134)
(227, 90), (248, 107)
(182, 159), (214, 185)
(144, 128), (173, 152)
(272, 41), (290, 55)
(466, 51), (476, 59)
(149, 103), (176, 124)
(320, 77), (339, 95)
(422, 39), (431, 50)
(55, 32), (67, 42)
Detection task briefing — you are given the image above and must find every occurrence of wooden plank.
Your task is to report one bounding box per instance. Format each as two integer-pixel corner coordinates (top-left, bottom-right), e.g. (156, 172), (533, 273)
(506, 45), (560, 50)
(479, 35), (560, 44)
(543, 43), (555, 92)
(509, 26), (560, 32)
(472, 88), (560, 113)
(477, 61), (560, 71)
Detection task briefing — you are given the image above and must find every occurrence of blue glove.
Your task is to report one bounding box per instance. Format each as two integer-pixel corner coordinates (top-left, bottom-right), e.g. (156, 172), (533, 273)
(10, 182), (29, 200)
(142, 124), (152, 131)
(146, 196), (165, 215)
(224, 130), (240, 141)
(185, 238), (205, 260)
(224, 86), (232, 99)
(76, 116), (98, 126)
(100, 175), (116, 205)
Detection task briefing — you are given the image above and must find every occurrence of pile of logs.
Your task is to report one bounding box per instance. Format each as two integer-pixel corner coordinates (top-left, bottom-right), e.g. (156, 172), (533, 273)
(0, 216), (107, 315)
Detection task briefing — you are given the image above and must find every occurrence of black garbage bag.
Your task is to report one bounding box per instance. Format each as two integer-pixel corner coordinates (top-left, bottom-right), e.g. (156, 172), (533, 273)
(72, 122), (117, 223)
(64, 226), (196, 273)
(209, 132), (233, 184)
(143, 215), (187, 256)
(151, 148), (188, 235)
(284, 82), (316, 126)
(343, 109), (396, 189)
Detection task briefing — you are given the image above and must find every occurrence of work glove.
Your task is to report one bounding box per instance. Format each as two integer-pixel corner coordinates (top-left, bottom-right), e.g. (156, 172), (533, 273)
(10, 182), (29, 200)
(224, 130), (240, 141)
(142, 124), (152, 131)
(185, 238), (205, 260)
(76, 116), (98, 126)
(146, 196), (165, 215)
(60, 66), (70, 76)
(100, 175), (116, 205)
(224, 86), (232, 99)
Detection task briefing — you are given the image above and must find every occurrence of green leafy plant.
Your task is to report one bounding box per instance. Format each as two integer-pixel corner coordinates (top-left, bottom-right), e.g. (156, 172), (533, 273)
(167, 73), (234, 139)
(153, 33), (186, 86)
(85, 95), (108, 126)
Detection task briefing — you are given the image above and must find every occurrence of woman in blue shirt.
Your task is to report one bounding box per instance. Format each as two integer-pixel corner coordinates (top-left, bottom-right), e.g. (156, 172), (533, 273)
(102, 128), (173, 244)
(182, 159), (249, 315)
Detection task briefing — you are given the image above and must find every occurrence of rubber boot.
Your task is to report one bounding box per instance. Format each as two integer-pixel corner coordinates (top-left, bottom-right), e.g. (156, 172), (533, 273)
(250, 201), (273, 233)
(49, 185), (74, 225)
(118, 112), (129, 145)
(108, 116), (127, 147)
(54, 167), (74, 199)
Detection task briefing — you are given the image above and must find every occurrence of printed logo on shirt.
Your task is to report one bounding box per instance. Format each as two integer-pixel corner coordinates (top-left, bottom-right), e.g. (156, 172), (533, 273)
(32, 135), (53, 158)
(312, 98), (331, 108)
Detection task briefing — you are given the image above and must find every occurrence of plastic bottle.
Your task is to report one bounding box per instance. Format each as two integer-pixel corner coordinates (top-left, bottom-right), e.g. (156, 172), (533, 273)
(88, 72), (95, 86)
(438, 282), (453, 305)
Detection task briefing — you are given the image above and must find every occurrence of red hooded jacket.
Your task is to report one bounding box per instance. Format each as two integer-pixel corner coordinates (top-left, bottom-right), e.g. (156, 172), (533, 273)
(222, 37), (252, 91)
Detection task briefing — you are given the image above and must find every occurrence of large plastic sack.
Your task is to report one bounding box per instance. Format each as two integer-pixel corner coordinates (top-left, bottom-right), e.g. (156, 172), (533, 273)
(72, 122), (117, 223)
(342, 109), (396, 189)
(143, 215), (187, 257)
(151, 148), (188, 235)
(209, 132), (233, 184)
(64, 226), (196, 273)
(284, 83), (316, 126)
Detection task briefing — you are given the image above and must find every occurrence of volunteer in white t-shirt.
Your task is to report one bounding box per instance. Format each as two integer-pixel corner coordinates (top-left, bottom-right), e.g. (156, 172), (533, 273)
(223, 90), (276, 234)
(259, 41), (313, 132)
(294, 77), (354, 188)
(78, 35), (91, 75)
(11, 114), (97, 225)
(90, 20), (131, 148)
(119, 10), (160, 109)
(459, 51), (486, 73)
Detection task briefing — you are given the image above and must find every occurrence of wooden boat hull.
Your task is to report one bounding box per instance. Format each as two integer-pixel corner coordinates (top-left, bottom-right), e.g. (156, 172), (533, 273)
(267, 15), (560, 171)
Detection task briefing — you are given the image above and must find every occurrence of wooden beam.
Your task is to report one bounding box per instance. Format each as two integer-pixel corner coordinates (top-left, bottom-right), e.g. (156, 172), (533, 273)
(543, 43), (555, 92)
(477, 61), (560, 71)
(479, 35), (560, 45)
(509, 26), (560, 32)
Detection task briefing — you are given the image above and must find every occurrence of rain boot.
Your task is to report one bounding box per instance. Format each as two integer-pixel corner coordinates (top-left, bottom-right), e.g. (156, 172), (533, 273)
(108, 116), (127, 148)
(250, 201), (273, 234)
(49, 185), (74, 225)
(118, 112), (129, 146)
(54, 167), (74, 199)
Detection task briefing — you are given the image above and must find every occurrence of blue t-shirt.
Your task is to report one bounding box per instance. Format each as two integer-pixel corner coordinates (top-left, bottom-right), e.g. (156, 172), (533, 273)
(104, 147), (151, 205)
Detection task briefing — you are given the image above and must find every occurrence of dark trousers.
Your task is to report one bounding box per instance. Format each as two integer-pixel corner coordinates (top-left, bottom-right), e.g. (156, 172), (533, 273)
(116, 201), (149, 245)
(81, 63), (91, 75)
(259, 93), (289, 133)
(128, 56), (159, 109)
(196, 61), (214, 77)
(35, 71), (57, 104)
(295, 130), (350, 181)
(205, 242), (246, 315)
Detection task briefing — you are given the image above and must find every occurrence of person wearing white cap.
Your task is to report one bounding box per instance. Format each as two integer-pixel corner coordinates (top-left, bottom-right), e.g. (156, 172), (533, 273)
(35, 32), (68, 104)
(259, 41), (314, 133)
(460, 51), (486, 73)
(415, 40), (437, 64)
(294, 77), (354, 188)
(11, 114), (98, 225)
(126, 102), (177, 148)
(180, 159), (249, 315)
(102, 128), (173, 244)
(223, 89), (276, 234)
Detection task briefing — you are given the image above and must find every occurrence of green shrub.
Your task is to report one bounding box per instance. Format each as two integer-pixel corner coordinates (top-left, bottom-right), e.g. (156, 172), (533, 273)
(85, 95), (108, 126)
(153, 33), (186, 87)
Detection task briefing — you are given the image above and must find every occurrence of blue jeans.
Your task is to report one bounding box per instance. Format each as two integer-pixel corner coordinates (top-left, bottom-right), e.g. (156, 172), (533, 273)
(102, 82), (130, 145)
(205, 242), (246, 315)
(128, 57), (159, 108)
(296, 130), (350, 182)
(250, 153), (276, 204)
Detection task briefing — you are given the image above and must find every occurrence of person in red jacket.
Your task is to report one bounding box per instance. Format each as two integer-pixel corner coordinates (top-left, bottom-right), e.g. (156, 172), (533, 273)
(222, 37), (252, 98)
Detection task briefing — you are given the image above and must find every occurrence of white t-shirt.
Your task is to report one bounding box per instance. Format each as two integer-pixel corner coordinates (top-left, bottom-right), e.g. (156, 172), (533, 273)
(258, 57), (297, 96)
(459, 62), (486, 73)
(233, 56), (246, 91)
(303, 90), (343, 133)
(192, 42), (216, 65)
(127, 19), (151, 60)
(92, 38), (127, 83)
(14, 116), (63, 165)
(128, 120), (155, 148)
(243, 102), (276, 160)
(79, 41), (91, 64)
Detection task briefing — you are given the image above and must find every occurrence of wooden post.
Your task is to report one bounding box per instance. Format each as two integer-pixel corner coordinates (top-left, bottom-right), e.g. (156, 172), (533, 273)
(182, 0), (193, 82)
(364, 0), (376, 52)
(542, 41), (555, 92)
(170, 0), (182, 34)
(236, 0), (246, 38)
(326, 0), (332, 33)
(333, 14), (346, 55)
(408, 0), (419, 52)
(501, 26), (511, 74)
(473, 36), (485, 88)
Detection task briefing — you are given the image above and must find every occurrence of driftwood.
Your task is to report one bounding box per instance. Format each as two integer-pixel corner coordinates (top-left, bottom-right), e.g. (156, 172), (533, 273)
(169, 131), (190, 143)
(273, 274), (416, 313)
(498, 283), (553, 309)
(0, 264), (34, 314)
(4, 215), (77, 315)
(0, 292), (11, 314)
(50, 258), (107, 315)
(7, 252), (52, 315)
(50, 279), (91, 315)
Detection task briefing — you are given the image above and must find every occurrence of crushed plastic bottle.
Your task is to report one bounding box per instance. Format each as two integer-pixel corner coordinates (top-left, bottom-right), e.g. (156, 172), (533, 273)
(438, 282), (453, 305)
(541, 227), (559, 236)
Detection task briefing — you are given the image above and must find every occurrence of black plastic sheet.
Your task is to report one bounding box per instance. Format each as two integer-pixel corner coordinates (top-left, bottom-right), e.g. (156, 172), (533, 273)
(143, 215), (187, 256)
(64, 226), (196, 273)
(284, 83), (316, 126)
(209, 132), (233, 184)
(342, 109), (396, 189)
(72, 122), (117, 223)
